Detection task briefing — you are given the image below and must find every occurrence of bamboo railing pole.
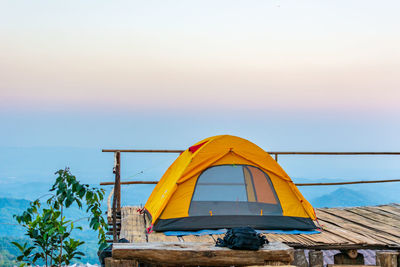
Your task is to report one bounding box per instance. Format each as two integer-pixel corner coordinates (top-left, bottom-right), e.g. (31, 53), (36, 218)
(295, 179), (400, 186)
(102, 149), (400, 155)
(102, 149), (184, 153)
(112, 151), (121, 242)
(100, 178), (400, 186)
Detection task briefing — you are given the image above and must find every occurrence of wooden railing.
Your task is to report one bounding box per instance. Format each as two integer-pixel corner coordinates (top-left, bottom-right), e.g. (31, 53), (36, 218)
(101, 149), (400, 242)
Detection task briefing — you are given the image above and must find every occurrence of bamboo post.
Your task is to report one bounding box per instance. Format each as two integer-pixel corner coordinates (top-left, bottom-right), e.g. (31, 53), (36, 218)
(112, 151), (121, 242)
(376, 252), (399, 267)
(275, 153), (278, 162)
(309, 250), (323, 267)
(115, 151), (121, 213)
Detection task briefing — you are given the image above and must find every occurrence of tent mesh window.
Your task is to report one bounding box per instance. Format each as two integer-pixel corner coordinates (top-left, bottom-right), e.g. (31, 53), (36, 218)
(189, 165), (283, 216)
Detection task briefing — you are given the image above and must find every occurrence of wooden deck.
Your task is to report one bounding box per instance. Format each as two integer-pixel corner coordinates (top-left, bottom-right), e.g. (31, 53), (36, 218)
(115, 204), (400, 250)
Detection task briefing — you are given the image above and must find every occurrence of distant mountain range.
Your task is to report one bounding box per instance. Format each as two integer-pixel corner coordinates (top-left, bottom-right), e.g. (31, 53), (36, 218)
(0, 198), (31, 237)
(309, 187), (383, 208)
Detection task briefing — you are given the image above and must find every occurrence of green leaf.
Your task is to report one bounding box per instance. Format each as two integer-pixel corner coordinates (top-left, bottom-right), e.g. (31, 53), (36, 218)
(86, 191), (93, 202)
(65, 195), (73, 207)
(78, 187), (86, 198)
(11, 241), (25, 252)
(72, 181), (78, 192)
(43, 211), (51, 222)
(32, 253), (41, 263)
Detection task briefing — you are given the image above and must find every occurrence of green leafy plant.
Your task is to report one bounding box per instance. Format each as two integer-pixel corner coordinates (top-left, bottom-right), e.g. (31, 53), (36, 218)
(12, 168), (108, 266)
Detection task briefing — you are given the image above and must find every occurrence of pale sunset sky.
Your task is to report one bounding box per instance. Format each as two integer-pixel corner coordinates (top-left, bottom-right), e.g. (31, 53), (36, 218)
(1, 1), (399, 114)
(0, 1), (399, 193)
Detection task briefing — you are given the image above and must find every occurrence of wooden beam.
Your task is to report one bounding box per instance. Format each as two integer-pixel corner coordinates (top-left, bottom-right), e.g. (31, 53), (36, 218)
(112, 241), (294, 266)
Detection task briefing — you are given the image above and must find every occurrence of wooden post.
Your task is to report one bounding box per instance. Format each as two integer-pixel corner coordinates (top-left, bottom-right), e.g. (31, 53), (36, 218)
(275, 153), (278, 162)
(376, 252), (399, 267)
(112, 151), (121, 242)
(115, 151), (121, 213)
(293, 249), (308, 267)
(309, 250), (323, 267)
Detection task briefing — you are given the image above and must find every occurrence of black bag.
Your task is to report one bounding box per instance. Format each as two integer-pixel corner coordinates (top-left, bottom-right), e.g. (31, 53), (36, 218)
(215, 227), (268, 250)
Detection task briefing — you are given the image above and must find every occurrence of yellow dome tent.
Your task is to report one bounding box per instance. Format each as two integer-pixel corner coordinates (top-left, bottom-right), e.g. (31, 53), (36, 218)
(144, 135), (317, 231)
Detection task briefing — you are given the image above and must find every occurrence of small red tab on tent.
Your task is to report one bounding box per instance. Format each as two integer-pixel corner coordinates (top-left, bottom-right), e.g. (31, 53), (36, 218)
(137, 208), (144, 214)
(146, 224), (154, 234)
(188, 141), (207, 153)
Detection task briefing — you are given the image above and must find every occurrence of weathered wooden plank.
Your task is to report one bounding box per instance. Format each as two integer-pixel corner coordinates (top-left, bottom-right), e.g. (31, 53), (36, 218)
(312, 219), (370, 244)
(374, 205), (400, 218)
(313, 222), (370, 244)
(316, 209), (399, 244)
(349, 207), (400, 230)
(181, 234), (215, 243)
(325, 208), (400, 240)
(147, 232), (180, 243)
(362, 207), (400, 222)
(112, 241), (294, 266)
